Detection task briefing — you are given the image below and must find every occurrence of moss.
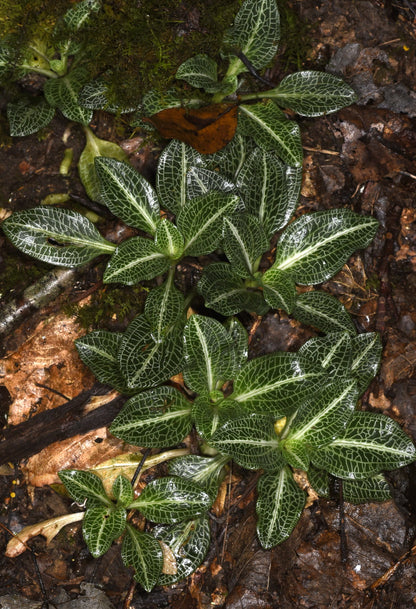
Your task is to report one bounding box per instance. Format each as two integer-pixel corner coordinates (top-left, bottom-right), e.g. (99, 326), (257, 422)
(1, 0), (243, 108)
(277, 0), (312, 72)
(0, 253), (47, 298)
(63, 283), (147, 330)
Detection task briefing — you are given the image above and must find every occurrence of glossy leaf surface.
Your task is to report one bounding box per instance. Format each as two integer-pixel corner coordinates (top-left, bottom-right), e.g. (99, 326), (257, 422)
(342, 474), (392, 504)
(2, 207), (115, 266)
(58, 470), (111, 506)
(204, 134), (256, 180)
(239, 102), (302, 167)
(262, 268), (297, 313)
(265, 71), (357, 117)
(95, 157), (160, 234)
(154, 219), (184, 260)
(110, 386), (192, 448)
(156, 518), (211, 585)
(197, 262), (269, 316)
(232, 352), (325, 416)
(350, 332), (382, 393)
(122, 525), (163, 592)
(118, 315), (183, 389)
(178, 192), (239, 257)
(183, 314), (236, 393)
(103, 237), (169, 285)
(168, 454), (229, 500)
(186, 166), (236, 200)
(83, 506), (126, 558)
(237, 149), (294, 236)
(192, 396), (245, 441)
(222, 214), (269, 278)
(131, 477), (211, 523)
(156, 140), (206, 215)
(274, 209), (379, 284)
(312, 412), (416, 479)
(75, 331), (127, 393)
(144, 275), (185, 338)
(222, 0), (280, 70)
(112, 475), (134, 507)
(210, 413), (283, 471)
(297, 332), (353, 379)
(256, 468), (306, 548)
(293, 291), (356, 335)
(285, 379), (358, 448)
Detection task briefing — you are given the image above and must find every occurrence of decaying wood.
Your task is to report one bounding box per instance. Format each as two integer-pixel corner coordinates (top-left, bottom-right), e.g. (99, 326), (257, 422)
(0, 383), (127, 465)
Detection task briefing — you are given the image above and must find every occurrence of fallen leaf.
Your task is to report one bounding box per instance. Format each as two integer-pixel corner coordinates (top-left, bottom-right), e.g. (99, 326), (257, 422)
(5, 512), (84, 557)
(145, 104), (238, 154)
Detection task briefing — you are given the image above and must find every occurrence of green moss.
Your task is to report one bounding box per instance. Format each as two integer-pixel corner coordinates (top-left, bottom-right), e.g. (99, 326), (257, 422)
(278, 0), (312, 72)
(63, 284), (147, 330)
(0, 253), (47, 298)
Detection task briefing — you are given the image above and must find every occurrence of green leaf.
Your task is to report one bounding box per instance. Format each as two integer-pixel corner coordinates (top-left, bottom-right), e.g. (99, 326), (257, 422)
(204, 134), (256, 181)
(222, 0), (280, 71)
(198, 263), (268, 316)
(222, 214), (269, 278)
(2, 207), (115, 266)
(192, 396), (246, 441)
(186, 167), (237, 200)
(306, 466), (329, 497)
(144, 275), (185, 338)
(112, 475), (134, 507)
(176, 54), (219, 92)
(63, 0), (101, 30)
(350, 332), (382, 393)
(95, 157), (160, 234)
(118, 315), (184, 390)
(168, 454), (229, 500)
(262, 268), (297, 313)
(155, 518), (211, 585)
(156, 139), (206, 215)
(110, 386), (192, 448)
(256, 467), (306, 549)
(83, 506), (126, 558)
(239, 102), (302, 167)
(0, 43), (15, 80)
(286, 165), (302, 215)
(232, 352), (325, 416)
(223, 317), (249, 371)
(281, 438), (311, 470)
(311, 412), (416, 479)
(141, 88), (183, 117)
(183, 314), (237, 393)
(78, 78), (135, 113)
(7, 98), (55, 137)
(210, 413), (283, 471)
(154, 219), (185, 260)
(237, 149), (294, 237)
(178, 192), (239, 257)
(130, 477), (212, 523)
(103, 237), (170, 285)
(44, 68), (93, 125)
(78, 128), (128, 201)
(121, 525), (163, 592)
(293, 291), (356, 335)
(264, 71), (357, 117)
(284, 379), (358, 449)
(297, 332), (353, 378)
(58, 470), (111, 506)
(75, 331), (128, 393)
(342, 474), (392, 504)
(274, 209), (379, 284)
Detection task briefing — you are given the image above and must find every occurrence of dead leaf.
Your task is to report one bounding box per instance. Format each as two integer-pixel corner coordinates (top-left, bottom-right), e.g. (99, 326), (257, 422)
(145, 104), (238, 154)
(5, 512), (84, 557)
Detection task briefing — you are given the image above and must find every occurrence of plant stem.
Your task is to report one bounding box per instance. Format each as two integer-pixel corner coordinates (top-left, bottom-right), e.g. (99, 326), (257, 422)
(20, 64), (58, 78)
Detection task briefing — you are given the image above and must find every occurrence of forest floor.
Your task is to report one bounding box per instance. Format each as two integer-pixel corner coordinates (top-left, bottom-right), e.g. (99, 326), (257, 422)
(1, 0), (416, 607)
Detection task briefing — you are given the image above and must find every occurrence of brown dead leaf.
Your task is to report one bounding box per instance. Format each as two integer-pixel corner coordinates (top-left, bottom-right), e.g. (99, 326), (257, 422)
(1, 312), (92, 426)
(145, 104), (238, 154)
(5, 511), (84, 557)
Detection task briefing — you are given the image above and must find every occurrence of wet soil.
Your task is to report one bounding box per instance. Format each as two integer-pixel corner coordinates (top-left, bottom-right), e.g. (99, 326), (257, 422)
(1, 0), (416, 607)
